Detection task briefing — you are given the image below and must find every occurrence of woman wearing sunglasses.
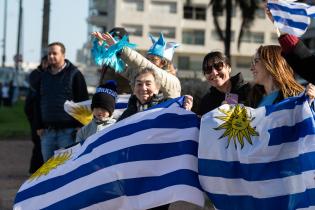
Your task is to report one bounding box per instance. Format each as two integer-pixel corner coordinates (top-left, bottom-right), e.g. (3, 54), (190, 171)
(197, 51), (250, 116)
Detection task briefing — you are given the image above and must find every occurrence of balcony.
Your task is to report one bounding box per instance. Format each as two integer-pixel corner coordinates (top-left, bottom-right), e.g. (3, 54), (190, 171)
(87, 15), (108, 27)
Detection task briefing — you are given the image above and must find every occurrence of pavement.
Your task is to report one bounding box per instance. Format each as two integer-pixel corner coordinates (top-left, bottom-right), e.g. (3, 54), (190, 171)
(0, 139), (31, 210)
(0, 139), (213, 210)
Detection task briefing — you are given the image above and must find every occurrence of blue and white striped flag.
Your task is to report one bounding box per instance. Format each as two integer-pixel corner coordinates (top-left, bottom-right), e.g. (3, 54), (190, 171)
(15, 97), (204, 210)
(268, 0), (315, 37)
(199, 94), (315, 210)
(64, 94), (130, 125)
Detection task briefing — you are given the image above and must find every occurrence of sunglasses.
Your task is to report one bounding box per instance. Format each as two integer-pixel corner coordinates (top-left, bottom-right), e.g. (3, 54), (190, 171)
(203, 61), (224, 74)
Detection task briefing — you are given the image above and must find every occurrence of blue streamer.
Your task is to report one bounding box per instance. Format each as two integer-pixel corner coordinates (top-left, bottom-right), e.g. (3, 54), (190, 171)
(91, 36), (137, 73)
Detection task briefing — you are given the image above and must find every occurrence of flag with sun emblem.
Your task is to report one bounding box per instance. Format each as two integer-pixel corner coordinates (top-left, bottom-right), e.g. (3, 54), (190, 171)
(198, 94), (315, 210)
(14, 97), (204, 210)
(64, 94), (130, 125)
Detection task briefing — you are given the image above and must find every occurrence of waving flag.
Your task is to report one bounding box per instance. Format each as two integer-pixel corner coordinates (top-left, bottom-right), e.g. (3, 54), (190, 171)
(268, 0), (315, 37)
(15, 97), (204, 210)
(64, 94), (130, 125)
(199, 94), (315, 210)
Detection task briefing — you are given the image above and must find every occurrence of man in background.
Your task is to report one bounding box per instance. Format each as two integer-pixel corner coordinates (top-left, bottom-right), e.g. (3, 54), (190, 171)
(37, 42), (89, 162)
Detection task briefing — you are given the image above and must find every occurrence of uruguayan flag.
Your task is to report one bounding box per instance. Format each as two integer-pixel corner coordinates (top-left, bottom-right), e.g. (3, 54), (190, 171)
(15, 97), (204, 210)
(199, 94), (315, 210)
(64, 94), (130, 125)
(268, 0), (315, 37)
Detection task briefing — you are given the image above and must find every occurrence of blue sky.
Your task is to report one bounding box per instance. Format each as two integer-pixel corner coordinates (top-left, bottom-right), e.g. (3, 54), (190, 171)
(0, 0), (88, 66)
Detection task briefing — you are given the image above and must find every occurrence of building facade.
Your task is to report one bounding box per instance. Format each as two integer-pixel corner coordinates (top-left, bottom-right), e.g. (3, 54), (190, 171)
(83, 0), (279, 81)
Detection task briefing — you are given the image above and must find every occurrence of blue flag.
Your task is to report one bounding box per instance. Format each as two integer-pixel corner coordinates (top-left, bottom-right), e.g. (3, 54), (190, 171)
(14, 97), (204, 210)
(268, 0), (315, 37)
(199, 94), (315, 210)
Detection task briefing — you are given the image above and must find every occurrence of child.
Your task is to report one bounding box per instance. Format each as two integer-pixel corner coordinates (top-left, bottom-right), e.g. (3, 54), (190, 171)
(76, 81), (117, 143)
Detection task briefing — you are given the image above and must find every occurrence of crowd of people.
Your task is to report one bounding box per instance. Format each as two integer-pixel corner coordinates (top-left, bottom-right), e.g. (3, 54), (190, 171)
(21, 8), (315, 209)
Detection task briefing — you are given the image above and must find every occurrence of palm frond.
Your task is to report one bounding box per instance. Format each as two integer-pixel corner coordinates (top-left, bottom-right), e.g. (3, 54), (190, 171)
(237, 0), (259, 50)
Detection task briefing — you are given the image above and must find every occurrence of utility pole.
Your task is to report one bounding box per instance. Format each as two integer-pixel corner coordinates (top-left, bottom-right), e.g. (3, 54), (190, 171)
(2, 0), (8, 67)
(15, 0), (23, 70)
(41, 0), (50, 57)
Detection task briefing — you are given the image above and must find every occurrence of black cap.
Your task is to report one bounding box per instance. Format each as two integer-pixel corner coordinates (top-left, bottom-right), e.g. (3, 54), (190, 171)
(91, 80), (117, 116)
(109, 27), (129, 41)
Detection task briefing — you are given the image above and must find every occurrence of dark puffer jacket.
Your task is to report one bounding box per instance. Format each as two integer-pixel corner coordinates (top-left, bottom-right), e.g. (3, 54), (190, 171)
(279, 34), (315, 84)
(39, 60), (89, 129)
(118, 93), (169, 121)
(197, 73), (250, 116)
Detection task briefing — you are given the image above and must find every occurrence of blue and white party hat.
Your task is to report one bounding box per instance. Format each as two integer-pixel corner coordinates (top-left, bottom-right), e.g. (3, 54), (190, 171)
(147, 32), (179, 61)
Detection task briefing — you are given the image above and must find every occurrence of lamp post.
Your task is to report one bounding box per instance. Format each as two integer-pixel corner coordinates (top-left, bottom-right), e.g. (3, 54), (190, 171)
(2, 0), (7, 67)
(15, 0), (23, 70)
(41, 0), (50, 57)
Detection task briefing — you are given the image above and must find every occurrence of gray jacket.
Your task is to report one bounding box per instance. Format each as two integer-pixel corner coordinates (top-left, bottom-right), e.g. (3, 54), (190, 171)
(75, 117), (116, 143)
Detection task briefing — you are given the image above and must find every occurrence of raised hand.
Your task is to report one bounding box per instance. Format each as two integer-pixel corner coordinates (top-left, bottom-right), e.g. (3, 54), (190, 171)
(306, 83), (315, 102)
(91, 32), (116, 47)
(183, 95), (193, 111)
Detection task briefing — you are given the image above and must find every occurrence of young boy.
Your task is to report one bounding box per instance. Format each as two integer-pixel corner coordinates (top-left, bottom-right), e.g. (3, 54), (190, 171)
(76, 81), (117, 143)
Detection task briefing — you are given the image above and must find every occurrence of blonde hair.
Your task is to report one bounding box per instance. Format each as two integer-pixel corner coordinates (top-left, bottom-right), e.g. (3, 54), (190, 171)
(257, 45), (303, 98)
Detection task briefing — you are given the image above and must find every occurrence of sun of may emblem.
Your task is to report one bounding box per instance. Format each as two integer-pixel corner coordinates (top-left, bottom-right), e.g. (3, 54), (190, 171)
(28, 151), (72, 182)
(214, 104), (259, 149)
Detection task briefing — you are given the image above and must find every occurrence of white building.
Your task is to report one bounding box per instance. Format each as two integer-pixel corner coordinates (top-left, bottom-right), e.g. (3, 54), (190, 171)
(84, 0), (279, 81)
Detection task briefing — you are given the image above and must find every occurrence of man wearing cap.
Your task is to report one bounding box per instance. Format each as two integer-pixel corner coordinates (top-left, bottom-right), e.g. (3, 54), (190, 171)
(75, 81), (117, 143)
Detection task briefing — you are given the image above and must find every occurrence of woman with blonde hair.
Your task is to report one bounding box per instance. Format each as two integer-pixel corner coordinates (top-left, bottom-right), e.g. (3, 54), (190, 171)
(249, 45), (305, 108)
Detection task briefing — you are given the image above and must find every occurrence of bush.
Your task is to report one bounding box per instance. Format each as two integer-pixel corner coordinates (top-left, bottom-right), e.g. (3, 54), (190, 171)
(0, 100), (30, 139)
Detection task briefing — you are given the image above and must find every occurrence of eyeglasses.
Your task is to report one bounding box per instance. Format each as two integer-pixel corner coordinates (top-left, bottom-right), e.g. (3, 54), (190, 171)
(203, 61), (224, 74)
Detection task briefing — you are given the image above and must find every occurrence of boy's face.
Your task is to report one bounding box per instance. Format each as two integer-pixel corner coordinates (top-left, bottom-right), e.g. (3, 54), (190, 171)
(93, 107), (110, 121)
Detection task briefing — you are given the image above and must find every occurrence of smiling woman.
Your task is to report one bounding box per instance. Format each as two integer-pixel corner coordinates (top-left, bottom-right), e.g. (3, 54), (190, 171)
(248, 45), (304, 108)
(197, 51), (250, 116)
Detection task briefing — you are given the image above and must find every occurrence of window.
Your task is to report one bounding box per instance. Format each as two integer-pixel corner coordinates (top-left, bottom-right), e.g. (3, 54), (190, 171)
(178, 56), (190, 70)
(122, 24), (143, 36)
(211, 30), (235, 41)
(151, 1), (177, 14)
(252, 32), (264, 43)
(182, 30), (205, 45)
(255, 8), (265, 19)
(195, 7), (206, 20)
(150, 26), (176, 38)
(270, 33), (279, 43)
(190, 60), (202, 71)
(236, 57), (251, 69)
(183, 6), (206, 20)
(241, 31), (264, 44)
(184, 6), (193, 19)
(122, 0), (144, 11)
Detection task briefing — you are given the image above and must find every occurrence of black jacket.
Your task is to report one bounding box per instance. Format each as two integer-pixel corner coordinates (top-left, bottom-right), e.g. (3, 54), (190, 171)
(24, 67), (44, 122)
(282, 40), (315, 84)
(118, 93), (168, 121)
(37, 60), (89, 129)
(197, 73), (250, 116)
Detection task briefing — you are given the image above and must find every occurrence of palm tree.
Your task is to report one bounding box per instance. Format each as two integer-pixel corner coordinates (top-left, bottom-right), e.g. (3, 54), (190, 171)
(41, 0), (50, 57)
(209, 0), (259, 58)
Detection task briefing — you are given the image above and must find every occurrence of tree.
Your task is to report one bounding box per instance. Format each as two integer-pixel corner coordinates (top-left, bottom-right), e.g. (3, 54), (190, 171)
(209, 0), (259, 58)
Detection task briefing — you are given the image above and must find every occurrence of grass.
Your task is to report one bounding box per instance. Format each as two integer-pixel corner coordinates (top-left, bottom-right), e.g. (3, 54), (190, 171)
(0, 99), (30, 140)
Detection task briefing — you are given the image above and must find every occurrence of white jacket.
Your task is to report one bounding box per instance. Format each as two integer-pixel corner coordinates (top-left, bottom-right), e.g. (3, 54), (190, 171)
(120, 47), (181, 98)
